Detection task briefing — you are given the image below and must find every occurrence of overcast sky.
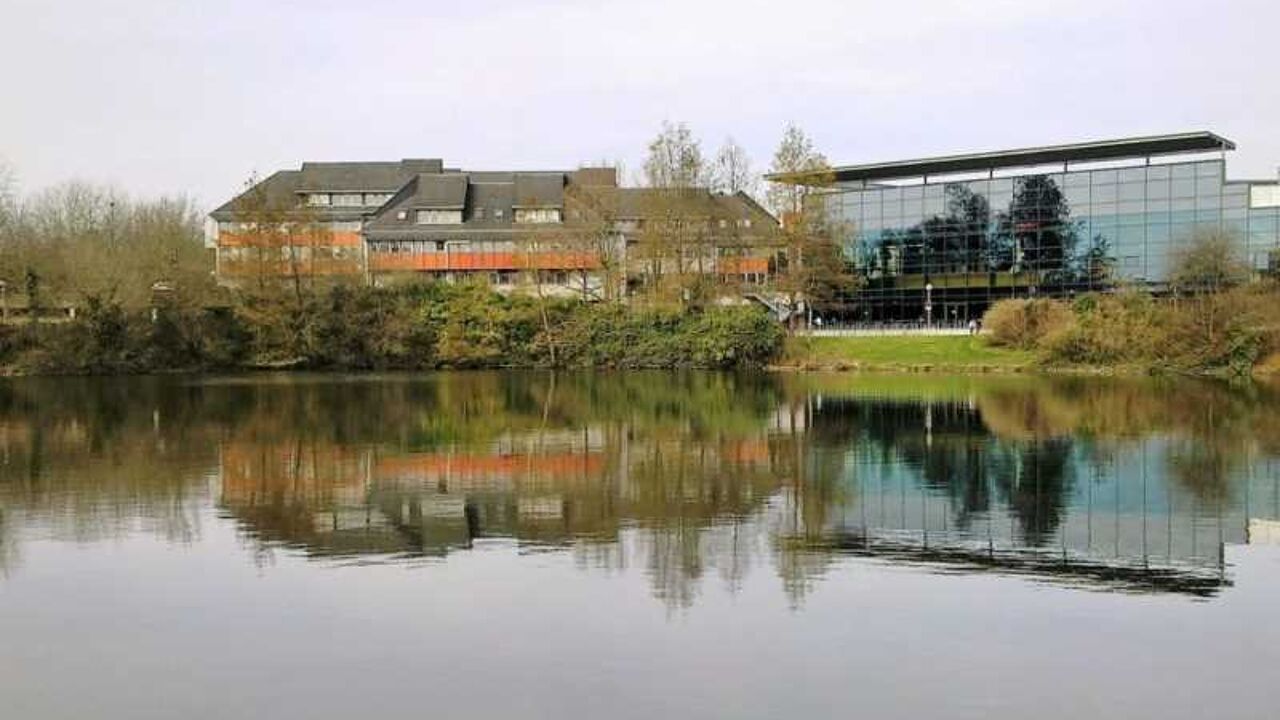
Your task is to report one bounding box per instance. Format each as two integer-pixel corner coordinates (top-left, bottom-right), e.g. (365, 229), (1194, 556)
(2, 0), (1276, 209)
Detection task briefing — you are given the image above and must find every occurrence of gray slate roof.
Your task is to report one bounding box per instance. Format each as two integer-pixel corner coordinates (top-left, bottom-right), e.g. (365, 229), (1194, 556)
(513, 174), (565, 208)
(211, 159), (778, 235)
(409, 174), (468, 208)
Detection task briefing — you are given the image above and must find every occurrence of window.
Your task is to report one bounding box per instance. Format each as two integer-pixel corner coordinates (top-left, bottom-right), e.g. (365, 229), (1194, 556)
(307, 193), (331, 206)
(397, 210), (408, 221)
(515, 208), (561, 224)
(473, 207), (486, 221)
(333, 193), (363, 207)
(416, 209), (462, 224)
(494, 209), (504, 220)
(364, 193), (393, 207)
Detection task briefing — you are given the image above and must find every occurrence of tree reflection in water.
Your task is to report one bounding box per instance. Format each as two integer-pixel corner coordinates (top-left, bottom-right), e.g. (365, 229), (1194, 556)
(1, 372), (1279, 605)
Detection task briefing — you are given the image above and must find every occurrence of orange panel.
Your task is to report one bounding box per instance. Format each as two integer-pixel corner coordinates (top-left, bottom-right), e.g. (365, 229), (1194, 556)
(718, 257), (770, 274)
(369, 251), (601, 273)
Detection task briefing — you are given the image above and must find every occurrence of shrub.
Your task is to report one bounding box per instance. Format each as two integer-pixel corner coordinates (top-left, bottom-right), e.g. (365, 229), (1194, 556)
(1040, 291), (1161, 366)
(0, 282), (787, 374)
(983, 298), (1074, 350)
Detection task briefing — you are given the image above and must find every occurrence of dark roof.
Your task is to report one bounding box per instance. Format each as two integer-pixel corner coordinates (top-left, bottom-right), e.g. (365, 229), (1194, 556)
(769, 132), (1236, 185)
(409, 174), (468, 208)
(297, 159), (444, 192)
(209, 170), (300, 219)
(513, 174), (565, 208)
(613, 188), (777, 223)
(469, 181), (515, 213)
(210, 160), (778, 233)
(298, 162), (407, 192)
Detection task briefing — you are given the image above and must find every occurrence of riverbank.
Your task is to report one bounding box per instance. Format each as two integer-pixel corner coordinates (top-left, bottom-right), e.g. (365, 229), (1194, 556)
(0, 284), (786, 375)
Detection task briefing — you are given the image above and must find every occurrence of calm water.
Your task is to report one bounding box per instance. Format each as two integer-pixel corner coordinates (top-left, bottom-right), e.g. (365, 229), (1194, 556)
(2, 372), (1279, 719)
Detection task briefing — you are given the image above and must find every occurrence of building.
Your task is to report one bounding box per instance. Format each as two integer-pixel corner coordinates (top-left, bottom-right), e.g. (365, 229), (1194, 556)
(208, 159), (778, 296)
(770, 132), (1280, 322)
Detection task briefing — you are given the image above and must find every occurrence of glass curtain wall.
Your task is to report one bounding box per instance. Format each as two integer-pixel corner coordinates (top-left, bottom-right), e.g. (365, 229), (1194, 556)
(829, 159), (1280, 323)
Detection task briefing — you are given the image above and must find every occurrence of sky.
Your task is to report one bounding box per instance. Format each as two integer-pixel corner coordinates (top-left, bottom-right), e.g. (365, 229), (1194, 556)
(1, 0), (1277, 210)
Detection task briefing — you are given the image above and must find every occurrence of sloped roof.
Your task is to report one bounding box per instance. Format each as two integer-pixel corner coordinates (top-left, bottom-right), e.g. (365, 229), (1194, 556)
(513, 174), (565, 208)
(297, 162), (410, 193)
(209, 160), (778, 234)
(613, 188), (776, 223)
(209, 170), (301, 219)
(468, 181), (515, 224)
(409, 174), (468, 208)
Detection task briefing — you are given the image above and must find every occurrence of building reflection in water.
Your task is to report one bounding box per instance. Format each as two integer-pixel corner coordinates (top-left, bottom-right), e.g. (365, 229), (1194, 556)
(2, 373), (1280, 606)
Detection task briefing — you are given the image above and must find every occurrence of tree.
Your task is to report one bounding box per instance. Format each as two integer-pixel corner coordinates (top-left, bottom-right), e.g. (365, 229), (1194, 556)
(765, 125), (855, 323)
(773, 192), (856, 322)
(711, 137), (758, 199)
(1165, 228), (1256, 372)
(643, 121), (707, 189)
(638, 122), (715, 303)
(563, 184), (624, 301)
(1169, 227), (1250, 294)
(0, 178), (213, 312)
(765, 124), (829, 222)
(229, 173), (332, 297)
(0, 159), (15, 233)
(231, 173), (289, 292)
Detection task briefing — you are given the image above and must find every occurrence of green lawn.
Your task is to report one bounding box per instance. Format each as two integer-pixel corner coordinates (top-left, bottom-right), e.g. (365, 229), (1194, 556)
(782, 334), (1037, 371)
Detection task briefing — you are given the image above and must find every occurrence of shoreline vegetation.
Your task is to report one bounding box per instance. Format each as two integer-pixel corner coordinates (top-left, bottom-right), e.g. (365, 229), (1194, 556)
(1, 281), (1276, 377)
(0, 283), (787, 375)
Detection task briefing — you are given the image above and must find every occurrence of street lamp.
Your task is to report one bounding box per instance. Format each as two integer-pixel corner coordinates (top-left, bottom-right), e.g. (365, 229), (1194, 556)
(924, 281), (934, 327)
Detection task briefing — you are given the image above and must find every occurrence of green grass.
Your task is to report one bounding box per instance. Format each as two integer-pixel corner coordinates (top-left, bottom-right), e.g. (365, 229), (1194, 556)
(782, 335), (1037, 371)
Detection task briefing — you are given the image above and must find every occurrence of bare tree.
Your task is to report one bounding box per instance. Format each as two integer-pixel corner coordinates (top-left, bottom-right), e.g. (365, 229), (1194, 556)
(712, 137), (758, 199)
(766, 124), (829, 223)
(230, 173), (330, 299)
(0, 159), (15, 231)
(765, 125), (855, 324)
(563, 184), (624, 301)
(1170, 227), (1250, 295)
(643, 121), (708, 189)
(639, 122), (715, 303)
(0, 175), (212, 312)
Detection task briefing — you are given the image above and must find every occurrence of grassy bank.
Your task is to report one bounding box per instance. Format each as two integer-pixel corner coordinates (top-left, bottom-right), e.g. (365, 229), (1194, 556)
(780, 335), (1037, 372)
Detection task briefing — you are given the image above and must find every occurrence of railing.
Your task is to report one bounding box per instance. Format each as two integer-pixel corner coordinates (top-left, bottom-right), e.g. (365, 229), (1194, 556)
(799, 321), (978, 337)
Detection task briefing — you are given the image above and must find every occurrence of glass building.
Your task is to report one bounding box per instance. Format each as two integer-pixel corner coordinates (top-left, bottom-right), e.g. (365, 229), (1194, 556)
(782, 132), (1280, 322)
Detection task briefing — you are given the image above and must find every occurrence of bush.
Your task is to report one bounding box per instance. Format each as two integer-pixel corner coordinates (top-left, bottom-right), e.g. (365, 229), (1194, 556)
(1039, 291), (1161, 366)
(983, 298), (1074, 350)
(987, 285), (1280, 375)
(551, 303), (783, 369)
(0, 281), (787, 374)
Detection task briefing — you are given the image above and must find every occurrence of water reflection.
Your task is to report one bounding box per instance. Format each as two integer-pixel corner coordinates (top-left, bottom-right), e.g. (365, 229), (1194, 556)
(2, 372), (1279, 605)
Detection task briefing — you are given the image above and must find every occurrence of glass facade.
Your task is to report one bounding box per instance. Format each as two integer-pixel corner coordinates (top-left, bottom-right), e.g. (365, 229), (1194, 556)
(826, 159), (1280, 322)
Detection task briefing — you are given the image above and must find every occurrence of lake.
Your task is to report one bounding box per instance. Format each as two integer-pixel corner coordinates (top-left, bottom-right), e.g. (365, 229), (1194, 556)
(2, 371), (1278, 719)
